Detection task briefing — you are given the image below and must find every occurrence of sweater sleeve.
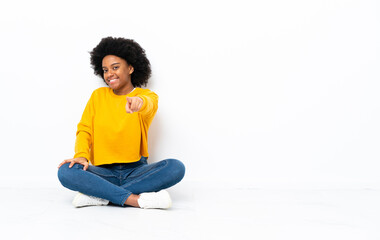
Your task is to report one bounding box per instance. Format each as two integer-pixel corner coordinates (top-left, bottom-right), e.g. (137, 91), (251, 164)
(137, 90), (158, 123)
(74, 93), (95, 161)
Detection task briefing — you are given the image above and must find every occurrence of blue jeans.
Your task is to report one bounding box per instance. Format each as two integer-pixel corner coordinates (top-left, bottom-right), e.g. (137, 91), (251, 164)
(57, 157), (185, 206)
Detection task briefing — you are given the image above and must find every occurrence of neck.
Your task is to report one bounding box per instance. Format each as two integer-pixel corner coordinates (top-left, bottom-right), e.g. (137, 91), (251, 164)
(113, 84), (135, 95)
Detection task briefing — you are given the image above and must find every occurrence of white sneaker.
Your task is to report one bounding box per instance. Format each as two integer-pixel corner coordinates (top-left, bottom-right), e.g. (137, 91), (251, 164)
(137, 190), (172, 209)
(72, 192), (109, 208)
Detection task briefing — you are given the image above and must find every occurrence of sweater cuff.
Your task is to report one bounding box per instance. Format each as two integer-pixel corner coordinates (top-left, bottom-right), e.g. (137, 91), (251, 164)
(138, 95), (148, 112)
(74, 153), (89, 161)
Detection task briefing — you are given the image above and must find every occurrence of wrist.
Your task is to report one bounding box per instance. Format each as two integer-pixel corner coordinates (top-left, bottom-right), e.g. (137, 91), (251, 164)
(78, 157), (88, 162)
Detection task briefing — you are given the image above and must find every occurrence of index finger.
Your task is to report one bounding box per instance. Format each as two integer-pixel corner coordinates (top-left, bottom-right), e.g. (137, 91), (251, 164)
(83, 162), (89, 171)
(58, 159), (72, 168)
(126, 98), (132, 113)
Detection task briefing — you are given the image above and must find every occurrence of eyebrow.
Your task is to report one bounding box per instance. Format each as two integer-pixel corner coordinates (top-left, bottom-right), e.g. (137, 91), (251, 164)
(102, 63), (120, 68)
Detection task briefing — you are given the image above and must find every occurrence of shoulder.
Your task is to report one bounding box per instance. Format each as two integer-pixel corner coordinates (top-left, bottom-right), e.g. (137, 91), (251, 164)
(134, 87), (157, 96)
(91, 87), (110, 97)
(93, 87), (109, 94)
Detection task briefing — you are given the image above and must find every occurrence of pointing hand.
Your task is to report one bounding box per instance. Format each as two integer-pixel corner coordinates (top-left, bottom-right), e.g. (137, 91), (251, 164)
(126, 97), (143, 113)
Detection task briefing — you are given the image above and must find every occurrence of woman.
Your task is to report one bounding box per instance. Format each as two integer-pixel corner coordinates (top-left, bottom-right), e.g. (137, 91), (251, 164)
(57, 37), (185, 209)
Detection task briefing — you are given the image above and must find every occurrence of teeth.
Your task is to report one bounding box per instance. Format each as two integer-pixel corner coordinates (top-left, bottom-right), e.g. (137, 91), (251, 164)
(109, 79), (117, 83)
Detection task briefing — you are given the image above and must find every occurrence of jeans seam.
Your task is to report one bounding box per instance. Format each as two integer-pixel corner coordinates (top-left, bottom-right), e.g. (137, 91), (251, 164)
(119, 168), (122, 186)
(87, 166), (117, 178)
(122, 160), (168, 189)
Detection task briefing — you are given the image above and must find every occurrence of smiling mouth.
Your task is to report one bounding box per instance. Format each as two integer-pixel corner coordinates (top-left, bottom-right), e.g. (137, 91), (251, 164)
(109, 79), (118, 84)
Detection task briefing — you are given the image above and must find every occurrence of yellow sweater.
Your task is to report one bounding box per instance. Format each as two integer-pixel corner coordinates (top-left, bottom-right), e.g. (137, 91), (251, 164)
(74, 87), (158, 166)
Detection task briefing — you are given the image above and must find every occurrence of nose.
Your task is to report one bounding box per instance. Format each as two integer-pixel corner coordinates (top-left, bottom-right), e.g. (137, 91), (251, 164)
(105, 69), (114, 79)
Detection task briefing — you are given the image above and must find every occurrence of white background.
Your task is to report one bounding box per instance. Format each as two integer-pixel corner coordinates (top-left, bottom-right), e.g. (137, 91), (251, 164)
(0, 0), (379, 189)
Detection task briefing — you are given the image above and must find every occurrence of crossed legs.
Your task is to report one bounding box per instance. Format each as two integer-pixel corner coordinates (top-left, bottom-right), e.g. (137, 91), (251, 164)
(57, 159), (185, 207)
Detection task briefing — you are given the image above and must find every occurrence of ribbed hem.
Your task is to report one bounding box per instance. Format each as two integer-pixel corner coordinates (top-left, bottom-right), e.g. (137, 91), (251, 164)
(121, 192), (133, 206)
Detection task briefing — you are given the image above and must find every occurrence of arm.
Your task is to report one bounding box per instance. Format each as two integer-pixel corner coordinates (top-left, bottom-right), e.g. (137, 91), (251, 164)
(74, 93), (95, 161)
(126, 90), (158, 120)
(58, 92), (95, 170)
(137, 90), (158, 119)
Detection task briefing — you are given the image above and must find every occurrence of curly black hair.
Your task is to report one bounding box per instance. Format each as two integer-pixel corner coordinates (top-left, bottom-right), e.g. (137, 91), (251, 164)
(90, 37), (151, 87)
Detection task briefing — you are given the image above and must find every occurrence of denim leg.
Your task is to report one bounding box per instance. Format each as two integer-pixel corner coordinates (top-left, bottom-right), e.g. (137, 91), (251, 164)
(57, 163), (133, 206)
(120, 159), (185, 195)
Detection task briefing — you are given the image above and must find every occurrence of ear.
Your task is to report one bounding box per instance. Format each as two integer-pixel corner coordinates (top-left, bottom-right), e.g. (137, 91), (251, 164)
(129, 66), (134, 75)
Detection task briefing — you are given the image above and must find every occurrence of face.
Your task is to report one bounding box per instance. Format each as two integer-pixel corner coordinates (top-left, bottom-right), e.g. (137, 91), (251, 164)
(102, 55), (134, 92)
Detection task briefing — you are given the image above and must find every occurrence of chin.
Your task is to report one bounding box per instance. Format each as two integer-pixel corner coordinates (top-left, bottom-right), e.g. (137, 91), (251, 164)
(108, 84), (118, 89)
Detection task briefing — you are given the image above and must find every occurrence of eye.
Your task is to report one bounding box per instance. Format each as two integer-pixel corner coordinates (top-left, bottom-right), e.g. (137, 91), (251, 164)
(103, 69), (108, 73)
(113, 66), (119, 70)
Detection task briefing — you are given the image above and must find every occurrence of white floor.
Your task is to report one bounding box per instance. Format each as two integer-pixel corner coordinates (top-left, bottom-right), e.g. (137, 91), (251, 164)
(1, 181), (380, 240)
